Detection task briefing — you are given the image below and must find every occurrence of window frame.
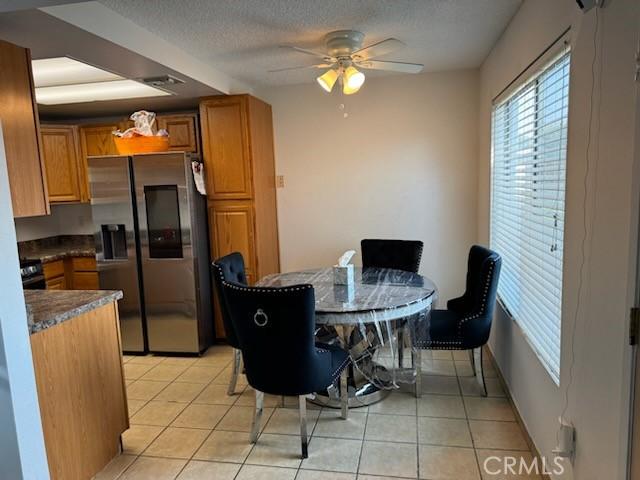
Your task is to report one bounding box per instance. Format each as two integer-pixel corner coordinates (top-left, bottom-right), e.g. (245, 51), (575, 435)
(489, 46), (571, 386)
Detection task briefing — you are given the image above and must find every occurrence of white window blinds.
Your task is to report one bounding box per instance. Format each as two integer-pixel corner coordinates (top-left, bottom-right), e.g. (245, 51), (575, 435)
(490, 51), (570, 385)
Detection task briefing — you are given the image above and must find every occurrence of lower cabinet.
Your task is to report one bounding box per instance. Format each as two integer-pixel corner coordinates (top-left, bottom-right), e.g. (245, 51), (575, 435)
(43, 257), (98, 290)
(30, 301), (128, 479)
(43, 260), (66, 289)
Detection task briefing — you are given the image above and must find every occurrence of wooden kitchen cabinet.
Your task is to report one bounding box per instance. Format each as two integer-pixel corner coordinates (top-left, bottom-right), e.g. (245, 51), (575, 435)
(208, 201), (257, 277)
(43, 260), (66, 290)
(70, 256), (98, 289)
(30, 300), (128, 479)
(200, 95), (280, 338)
(79, 124), (119, 157)
(0, 39), (49, 217)
(200, 97), (253, 199)
(43, 257), (99, 290)
(157, 113), (198, 152)
(41, 125), (84, 203)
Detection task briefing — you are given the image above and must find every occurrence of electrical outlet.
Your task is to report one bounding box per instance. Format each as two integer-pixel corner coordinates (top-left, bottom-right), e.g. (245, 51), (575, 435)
(276, 175), (285, 188)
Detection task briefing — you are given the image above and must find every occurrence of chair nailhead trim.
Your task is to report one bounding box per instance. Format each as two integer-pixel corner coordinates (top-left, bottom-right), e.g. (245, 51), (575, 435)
(457, 260), (495, 336)
(329, 355), (351, 381)
(222, 281), (312, 293)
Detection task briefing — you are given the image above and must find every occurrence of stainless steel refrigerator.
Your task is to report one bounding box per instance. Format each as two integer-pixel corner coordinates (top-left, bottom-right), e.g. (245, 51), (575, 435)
(88, 152), (213, 354)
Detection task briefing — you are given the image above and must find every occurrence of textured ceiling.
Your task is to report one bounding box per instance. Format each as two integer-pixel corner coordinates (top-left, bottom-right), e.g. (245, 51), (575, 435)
(98, 0), (522, 88)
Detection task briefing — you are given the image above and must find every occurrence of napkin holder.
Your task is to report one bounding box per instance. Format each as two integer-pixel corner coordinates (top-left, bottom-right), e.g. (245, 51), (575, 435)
(333, 264), (354, 286)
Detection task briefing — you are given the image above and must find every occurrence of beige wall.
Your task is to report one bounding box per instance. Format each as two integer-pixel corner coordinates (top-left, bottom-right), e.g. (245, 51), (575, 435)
(479, 0), (640, 478)
(260, 70), (479, 301)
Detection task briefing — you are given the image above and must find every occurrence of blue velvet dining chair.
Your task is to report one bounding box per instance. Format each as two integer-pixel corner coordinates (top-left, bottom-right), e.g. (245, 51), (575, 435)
(410, 245), (501, 397)
(211, 252), (247, 395)
(361, 238), (424, 273)
(221, 281), (351, 459)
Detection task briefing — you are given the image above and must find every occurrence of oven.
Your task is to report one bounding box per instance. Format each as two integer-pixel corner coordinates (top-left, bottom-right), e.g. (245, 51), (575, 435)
(21, 259), (45, 290)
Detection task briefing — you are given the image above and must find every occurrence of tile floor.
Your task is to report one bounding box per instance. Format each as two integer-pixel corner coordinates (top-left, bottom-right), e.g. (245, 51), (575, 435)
(95, 345), (541, 479)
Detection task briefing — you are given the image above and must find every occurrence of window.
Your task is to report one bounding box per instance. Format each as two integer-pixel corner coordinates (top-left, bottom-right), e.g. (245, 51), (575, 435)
(490, 51), (570, 385)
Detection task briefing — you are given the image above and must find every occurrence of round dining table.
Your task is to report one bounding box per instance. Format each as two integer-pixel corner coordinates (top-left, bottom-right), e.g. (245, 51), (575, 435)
(257, 267), (437, 407)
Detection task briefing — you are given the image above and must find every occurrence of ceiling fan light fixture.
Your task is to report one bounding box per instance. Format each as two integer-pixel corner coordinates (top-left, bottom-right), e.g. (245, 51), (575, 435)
(343, 66), (365, 95)
(317, 68), (339, 92)
(342, 66), (365, 95)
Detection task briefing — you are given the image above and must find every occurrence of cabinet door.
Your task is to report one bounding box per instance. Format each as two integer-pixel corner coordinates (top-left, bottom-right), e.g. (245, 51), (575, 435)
(208, 201), (256, 275)
(0, 40), (49, 217)
(80, 124), (118, 157)
(46, 276), (66, 290)
(73, 272), (99, 290)
(200, 98), (252, 199)
(78, 124), (119, 202)
(157, 114), (198, 152)
(41, 126), (82, 203)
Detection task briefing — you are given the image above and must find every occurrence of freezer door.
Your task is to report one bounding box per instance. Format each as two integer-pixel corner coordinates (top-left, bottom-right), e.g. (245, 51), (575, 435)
(133, 153), (200, 353)
(88, 155), (146, 353)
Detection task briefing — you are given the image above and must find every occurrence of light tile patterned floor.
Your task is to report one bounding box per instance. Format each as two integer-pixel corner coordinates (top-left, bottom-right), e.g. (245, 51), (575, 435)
(96, 345), (541, 479)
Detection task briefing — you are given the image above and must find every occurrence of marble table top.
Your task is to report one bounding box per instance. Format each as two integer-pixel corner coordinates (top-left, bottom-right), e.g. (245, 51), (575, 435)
(257, 267), (437, 325)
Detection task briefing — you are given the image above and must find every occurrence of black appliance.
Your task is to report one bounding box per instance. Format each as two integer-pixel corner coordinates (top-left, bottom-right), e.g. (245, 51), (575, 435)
(21, 258), (45, 289)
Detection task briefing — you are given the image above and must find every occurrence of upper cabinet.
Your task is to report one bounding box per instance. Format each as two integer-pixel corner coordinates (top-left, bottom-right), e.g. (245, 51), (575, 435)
(200, 97), (252, 199)
(157, 114), (198, 153)
(41, 126), (84, 203)
(0, 39), (49, 218)
(79, 124), (119, 158)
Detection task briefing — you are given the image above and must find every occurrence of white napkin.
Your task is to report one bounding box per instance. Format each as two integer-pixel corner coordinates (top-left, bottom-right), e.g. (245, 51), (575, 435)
(337, 250), (356, 267)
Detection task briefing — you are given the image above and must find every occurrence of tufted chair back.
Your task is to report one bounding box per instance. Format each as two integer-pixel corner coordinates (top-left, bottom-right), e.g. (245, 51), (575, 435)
(222, 282), (339, 396)
(448, 245), (502, 345)
(361, 239), (424, 273)
(211, 252), (247, 348)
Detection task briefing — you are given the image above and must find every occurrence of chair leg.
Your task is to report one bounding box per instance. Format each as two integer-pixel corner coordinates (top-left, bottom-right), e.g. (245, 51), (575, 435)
(250, 390), (264, 443)
(228, 348), (242, 396)
(468, 348), (476, 377)
(397, 327), (404, 368)
(340, 369), (349, 420)
(473, 347), (488, 397)
(413, 349), (422, 398)
(299, 395), (309, 459)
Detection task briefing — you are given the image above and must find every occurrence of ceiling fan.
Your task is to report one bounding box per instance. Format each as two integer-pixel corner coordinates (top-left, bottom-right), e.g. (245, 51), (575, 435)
(272, 30), (424, 95)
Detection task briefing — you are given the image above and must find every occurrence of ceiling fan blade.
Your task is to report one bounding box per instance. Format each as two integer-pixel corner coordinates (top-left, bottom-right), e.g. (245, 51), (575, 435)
(268, 63), (334, 73)
(281, 45), (335, 62)
(352, 38), (404, 61)
(356, 60), (424, 74)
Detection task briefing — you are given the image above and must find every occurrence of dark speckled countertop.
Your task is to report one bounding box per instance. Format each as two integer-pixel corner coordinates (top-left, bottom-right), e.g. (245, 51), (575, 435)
(25, 290), (123, 335)
(18, 235), (95, 263)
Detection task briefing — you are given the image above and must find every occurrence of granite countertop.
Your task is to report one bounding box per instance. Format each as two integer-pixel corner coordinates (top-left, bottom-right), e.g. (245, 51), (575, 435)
(25, 290), (123, 335)
(19, 235), (96, 263)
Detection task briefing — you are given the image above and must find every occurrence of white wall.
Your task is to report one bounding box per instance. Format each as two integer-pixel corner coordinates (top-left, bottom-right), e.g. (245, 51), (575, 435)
(260, 70), (479, 301)
(14, 203), (93, 242)
(478, 0), (640, 478)
(0, 122), (49, 479)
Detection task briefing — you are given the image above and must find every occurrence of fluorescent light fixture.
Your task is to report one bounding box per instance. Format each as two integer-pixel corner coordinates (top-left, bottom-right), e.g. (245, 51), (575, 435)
(32, 57), (122, 87)
(35, 79), (171, 105)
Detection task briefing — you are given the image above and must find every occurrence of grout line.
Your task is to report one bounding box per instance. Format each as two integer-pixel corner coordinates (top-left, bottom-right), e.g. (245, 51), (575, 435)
(456, 355), (484, 480)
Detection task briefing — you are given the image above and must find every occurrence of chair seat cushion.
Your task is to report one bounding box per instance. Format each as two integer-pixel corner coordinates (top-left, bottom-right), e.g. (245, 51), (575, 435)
(411, 309), (467, 350)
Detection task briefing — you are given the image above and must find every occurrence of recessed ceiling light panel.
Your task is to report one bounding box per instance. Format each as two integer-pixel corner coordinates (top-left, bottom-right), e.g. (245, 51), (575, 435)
(32, 57), (122, 87)
(35, 79), (172, 105)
